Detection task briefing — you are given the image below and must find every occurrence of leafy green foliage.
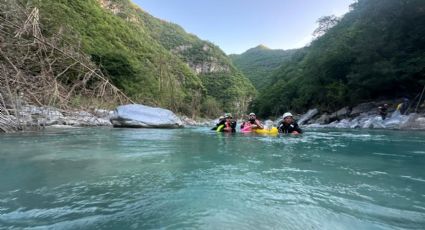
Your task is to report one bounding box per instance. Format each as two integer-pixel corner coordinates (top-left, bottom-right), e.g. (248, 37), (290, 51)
(253, 0), (425, 117)
(200, 69), (256, 114)
(230, 45), (296, 91)
(96, 0), (256, 114)
(26, 0), (254, 116)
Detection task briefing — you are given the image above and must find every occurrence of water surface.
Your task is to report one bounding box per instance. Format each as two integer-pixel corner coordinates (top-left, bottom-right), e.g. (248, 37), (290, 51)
(0, 127), (424, 229)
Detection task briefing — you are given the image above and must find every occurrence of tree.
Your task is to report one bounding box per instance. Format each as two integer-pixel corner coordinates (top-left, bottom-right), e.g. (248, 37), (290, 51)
(313, 15), (340, 38)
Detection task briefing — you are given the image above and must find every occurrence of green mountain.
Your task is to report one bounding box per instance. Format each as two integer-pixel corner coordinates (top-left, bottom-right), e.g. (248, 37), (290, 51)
(252, 0), (425, 117)
(26, 0), (254, 116)
(229, 45), (296, 91)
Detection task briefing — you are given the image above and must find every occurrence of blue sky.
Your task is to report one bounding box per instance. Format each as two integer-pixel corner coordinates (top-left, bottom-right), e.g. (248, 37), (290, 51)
(133, 0), (354, 54)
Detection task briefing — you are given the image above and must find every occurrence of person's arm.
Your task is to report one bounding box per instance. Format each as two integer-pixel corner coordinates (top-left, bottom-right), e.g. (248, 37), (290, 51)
(255, 120), (264, 129)
(292, 123), (302, 134)
(277, 121), (283, 133)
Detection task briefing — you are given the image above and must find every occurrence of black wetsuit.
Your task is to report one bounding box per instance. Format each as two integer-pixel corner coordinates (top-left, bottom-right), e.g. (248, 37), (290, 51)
(226, 120), (237, 132)
(277, 121), (302, 134)
(212, 119), (236, 132)
(211, 119), (225, 130)
(221, 120), (236, 133)
(378, 106), (388, 120)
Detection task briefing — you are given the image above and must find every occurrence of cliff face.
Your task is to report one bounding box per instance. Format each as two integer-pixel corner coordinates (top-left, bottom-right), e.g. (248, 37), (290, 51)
(96, 0), (235, 76)
(98, 0), (120, 14)
(172, 44), (230, 74)
(98, 0), (139, 22)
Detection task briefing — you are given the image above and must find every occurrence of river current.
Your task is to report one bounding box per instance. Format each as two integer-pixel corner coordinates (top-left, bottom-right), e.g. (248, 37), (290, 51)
(0, 127), (424, 229)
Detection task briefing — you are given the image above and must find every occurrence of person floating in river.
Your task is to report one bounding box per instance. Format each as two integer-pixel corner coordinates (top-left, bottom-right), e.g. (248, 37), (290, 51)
(241, 112), (264, 130)
(222, 113), (237, 132)
(378, 104), (389, 120)
(277, 112), (302, 134)
(213, 113), (236, 132)
(211, 115), (226, 131)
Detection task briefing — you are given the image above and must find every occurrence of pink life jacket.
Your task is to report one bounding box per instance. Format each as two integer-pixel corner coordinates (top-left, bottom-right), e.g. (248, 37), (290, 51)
(241, 122), (252, 133)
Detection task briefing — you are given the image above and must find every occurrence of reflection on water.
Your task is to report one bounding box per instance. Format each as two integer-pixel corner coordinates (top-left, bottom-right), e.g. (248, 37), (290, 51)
(0, 127), (424, 229)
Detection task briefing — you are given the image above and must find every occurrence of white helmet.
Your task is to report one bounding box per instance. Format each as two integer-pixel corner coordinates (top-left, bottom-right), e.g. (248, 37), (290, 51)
(282, 112), (293, 119)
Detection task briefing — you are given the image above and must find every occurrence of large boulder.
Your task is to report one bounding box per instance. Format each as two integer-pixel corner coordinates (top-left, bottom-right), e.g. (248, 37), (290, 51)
(314, 113), (331, 124)
(350, 102), (377, 117)
(329, 107), (350, 122)
(110, 104), (183, 128)
(298, 108), (319, 125)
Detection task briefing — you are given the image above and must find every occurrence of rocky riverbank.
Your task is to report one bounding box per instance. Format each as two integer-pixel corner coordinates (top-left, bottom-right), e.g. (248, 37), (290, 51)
(296, 100), (425, 130)
(5, 105), (113, 130)
(1, 100), (424, 132)
(0, 104), (213, 132)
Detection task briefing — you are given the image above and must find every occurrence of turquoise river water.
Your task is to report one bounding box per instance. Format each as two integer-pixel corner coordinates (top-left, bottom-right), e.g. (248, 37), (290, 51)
(0, 127), (424, 229)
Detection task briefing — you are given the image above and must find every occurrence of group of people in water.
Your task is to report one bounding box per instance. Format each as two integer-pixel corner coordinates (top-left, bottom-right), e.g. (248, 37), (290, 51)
(213, 98), (412, 133)
(212, 112), (302, 135)
(212, 99), (412, 133)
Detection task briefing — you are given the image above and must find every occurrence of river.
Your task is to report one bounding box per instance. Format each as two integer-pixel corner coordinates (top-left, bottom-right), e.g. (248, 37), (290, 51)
(0, 127), (424, 229)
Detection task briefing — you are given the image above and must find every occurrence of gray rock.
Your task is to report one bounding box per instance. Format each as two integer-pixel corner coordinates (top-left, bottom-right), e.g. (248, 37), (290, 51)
(298, 108), (319, 125)
(59, 110), (113, 127)
(16, 105), (113, 127)
(329, 107), (350, 121)
(306, 111), (422, 130)
(179, 116), (214, 127)
(110, 104), (183, 128)
(94, 109), (113, 118)
(400, 113), (425, 130)
(315, 113), (330, 124)
(350, 102), (377, 117)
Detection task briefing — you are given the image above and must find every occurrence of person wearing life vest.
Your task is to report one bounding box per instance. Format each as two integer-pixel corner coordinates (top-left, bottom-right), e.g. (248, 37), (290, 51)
(241, 112), (263, 130)
(277, 112), (302, 134)
(222, 113), (237, 132)
(211, 115), (226, 131)
(378, 104), (389, 120)
(396, 98), (409, 115)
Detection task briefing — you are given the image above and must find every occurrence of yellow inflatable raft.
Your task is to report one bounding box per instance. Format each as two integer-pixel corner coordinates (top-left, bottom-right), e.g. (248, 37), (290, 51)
(253, 127), (279, 135)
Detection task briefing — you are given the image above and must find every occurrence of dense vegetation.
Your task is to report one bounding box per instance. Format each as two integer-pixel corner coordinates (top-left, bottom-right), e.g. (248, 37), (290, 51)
(252, 0), (425, 118)
(230, 45), (296, 91)
(24, 0), (254, 116)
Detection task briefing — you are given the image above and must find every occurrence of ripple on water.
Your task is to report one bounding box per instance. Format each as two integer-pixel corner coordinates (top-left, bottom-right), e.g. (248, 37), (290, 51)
(400, 175), (425, 183)
(0, 128), (425, 229)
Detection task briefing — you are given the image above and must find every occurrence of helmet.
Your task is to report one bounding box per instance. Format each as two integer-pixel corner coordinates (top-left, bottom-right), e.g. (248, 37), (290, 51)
(282, 112), (293, 119)
(249, 112), (255, 116)
(225, 113), (232, 118)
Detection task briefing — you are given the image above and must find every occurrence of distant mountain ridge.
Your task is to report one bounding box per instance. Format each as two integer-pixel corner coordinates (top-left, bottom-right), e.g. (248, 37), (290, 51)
(230, 45), (297, 91)
(252, 0), (425, 117)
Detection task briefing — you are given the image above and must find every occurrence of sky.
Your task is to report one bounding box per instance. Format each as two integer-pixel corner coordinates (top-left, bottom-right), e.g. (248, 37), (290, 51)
(133, 0), (354, 54)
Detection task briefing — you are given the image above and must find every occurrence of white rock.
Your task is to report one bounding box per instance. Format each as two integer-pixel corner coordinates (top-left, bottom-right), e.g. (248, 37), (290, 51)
(110, 104), (183, 128)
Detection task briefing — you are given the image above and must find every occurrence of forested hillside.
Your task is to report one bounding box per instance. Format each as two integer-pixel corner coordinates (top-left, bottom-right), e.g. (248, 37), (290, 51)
(252, 0), (425, 117)
(15, 0), (254, 116)
(230, 45), (296, 91)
